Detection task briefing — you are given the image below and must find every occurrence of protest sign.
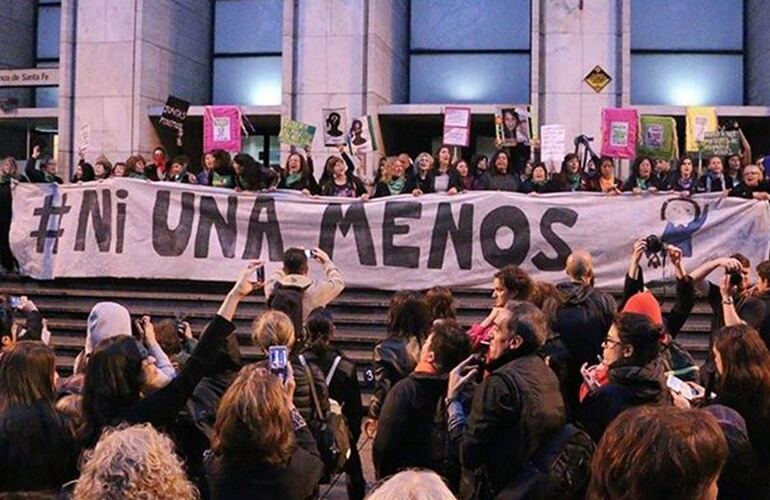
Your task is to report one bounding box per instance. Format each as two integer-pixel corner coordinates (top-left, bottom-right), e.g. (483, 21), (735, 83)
(495, 107), (531, 147)
(349, 115), (377, 154)
(699, 131), (741, 157)
(686, 106), (717, 152)
(159, 96), (190, 146)
(443, 106), (471, 147)
(204, 106), (241, 152)
(600, 108), (638, 158)
(638, 115), (678, 159)
(540, 124), (566, 164)
(10, 180), (769, 291)
(279, 120), (316, 149)
(322, 108), (347, 146)
(78, 124), (91, 154)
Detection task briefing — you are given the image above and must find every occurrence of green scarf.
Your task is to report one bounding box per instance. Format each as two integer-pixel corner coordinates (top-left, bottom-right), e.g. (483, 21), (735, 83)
(285, 172), (303, 186)
(387, 177), (405, 195)
(212, 172), (234, 188)
(569, 173), (581, 190)
(0, 174), (12, 185)
(128, 171), (146, 180)
(637, 178), (648, 190)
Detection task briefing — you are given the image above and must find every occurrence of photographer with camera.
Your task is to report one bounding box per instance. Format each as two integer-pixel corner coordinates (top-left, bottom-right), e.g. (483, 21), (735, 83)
(265, 247), (345, 325)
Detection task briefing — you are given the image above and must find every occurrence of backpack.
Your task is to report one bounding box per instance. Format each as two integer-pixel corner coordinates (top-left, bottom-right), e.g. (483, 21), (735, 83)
(498, 424), (595, 500)
(298, 354), (351, 478)
(268, 282), (306, 346)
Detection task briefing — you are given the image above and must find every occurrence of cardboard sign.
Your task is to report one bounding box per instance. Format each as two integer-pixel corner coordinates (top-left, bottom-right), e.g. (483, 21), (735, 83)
(685, 107), (717, 152)
(78, 124), (91, 154)
(349, 115), (377, 154)
(204, 106), (242, 152)
(540, 124), (566, 164)
(638, 115), (678, 159)
(700, 131), (741, 157)
(279, 120), (317, 148)
(159, 96), (190, 146)
(495, 107), (531, 147)
(322, 108), (347, 146)
(443, 106), (471, 147)
(600, 108), (638, 158)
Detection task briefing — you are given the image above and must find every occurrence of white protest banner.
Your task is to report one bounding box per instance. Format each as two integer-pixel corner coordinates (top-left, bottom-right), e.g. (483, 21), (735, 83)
(443, 106), (471, 147)
(10, 180), (770, 291)
(540, 124), (566, 164)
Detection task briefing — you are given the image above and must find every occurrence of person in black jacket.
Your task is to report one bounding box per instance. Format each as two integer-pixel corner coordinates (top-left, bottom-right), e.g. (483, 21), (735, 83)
(373, 156), (409, 198)
(279, 149), (319, 195)
(319, 155), (368, 199)
(476, 150), (519, 192)
(204, 362), (324, 500)
(728, 164), (770, 200)
(580, 312), (669, 442)
(446, 301), (566, 498)
(0, 341), (79, 494)
(26, 156), (63, 184)
(698, 155), (733, 193)
(373, 319), (471, 490)
(302, 309), (365, 500)
(234, 153), (279, 192)
(78, 261), (260, 448)
(405, 148), (462, 196)
(365, 291), (431, 437)
(622, 156), (659, 193)
(551, 250), (616, 419)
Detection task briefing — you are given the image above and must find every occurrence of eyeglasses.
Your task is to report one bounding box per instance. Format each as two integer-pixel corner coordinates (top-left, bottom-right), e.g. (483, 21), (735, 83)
(602, 337), (622, 348)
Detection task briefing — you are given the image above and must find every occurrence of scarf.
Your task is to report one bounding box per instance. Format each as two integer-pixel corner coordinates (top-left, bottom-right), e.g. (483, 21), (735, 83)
(676, 176), (693, 191)
(705, 171), (724, 192)
(285, 172), (303, 187)
(599, 176), (616, 192)
(387, 177), (405, 195)
(212, 172), (233, 188)
(0, 174), (12, 185)
(637, 177), (648, 190)
(568, 173), (582, 191)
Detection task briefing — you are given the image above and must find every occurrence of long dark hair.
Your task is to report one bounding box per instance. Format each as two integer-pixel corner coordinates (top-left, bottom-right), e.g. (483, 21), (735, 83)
(305, 308), (334, 358)
(488, 150), (510, 176)
(0, 341), (55, 412)
(212, 149), (234, 178)
(79, 335), (143, 446)
(425, 287), (456, 321)
(714, 324), (770, 417)
(387, 291), (430, 342)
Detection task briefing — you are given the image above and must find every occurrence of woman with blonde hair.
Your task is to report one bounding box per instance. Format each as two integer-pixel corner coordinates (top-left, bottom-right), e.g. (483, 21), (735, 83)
(373, 156), (409, 197)
(74, 423), (198, 500)
(204, 364), (324, 499)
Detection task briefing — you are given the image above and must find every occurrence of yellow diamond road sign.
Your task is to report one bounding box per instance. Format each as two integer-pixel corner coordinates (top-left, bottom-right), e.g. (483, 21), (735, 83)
(584, 65), (612, 93)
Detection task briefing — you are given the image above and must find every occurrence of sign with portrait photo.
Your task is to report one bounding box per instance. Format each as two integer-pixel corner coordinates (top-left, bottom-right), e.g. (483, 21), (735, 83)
(203, 106), (241, 153)
(495, 107), (531, 147)
(322, 107), (347, 146)
(348, 115), (378, 154)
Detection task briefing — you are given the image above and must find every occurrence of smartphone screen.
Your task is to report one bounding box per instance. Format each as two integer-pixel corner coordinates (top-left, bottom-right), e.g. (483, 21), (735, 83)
(268, 345), (288, 382)
(304, 249), (313, 259)
(8, 296), (21, 309)
(256, 266), (265, 282)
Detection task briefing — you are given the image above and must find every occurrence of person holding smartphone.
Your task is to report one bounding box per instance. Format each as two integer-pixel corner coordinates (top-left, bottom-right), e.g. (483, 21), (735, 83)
(264, 247), (345, 324)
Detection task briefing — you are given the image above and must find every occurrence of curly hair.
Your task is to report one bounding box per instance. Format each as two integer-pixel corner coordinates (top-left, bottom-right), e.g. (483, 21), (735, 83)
(211, 364), (295, 466)
(74, 423), (199, 500)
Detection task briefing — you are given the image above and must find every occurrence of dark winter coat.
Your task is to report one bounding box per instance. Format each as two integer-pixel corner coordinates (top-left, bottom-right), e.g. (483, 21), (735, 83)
(368, 337), (419, 418)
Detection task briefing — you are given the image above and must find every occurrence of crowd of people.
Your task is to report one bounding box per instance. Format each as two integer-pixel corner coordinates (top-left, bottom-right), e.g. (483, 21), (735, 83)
(2, 232), (770, 499)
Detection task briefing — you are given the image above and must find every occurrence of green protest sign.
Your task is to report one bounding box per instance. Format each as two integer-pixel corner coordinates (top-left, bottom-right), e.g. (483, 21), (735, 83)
(637, 115), (678, 159)
(279, 120), (316, 148)
(699, 131), (740, 157)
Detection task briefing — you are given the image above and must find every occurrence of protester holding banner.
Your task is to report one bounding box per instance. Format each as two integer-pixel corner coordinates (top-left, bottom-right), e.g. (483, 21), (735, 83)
(586, 157), (622, 194)
(113, 162), (126, 177)
(521, 162), (558, 194)
(124, 155), (148, 180)
(93, 158), (112, 180)
(652, 159), (675, 191)
(698, 156), (732, 193)
(166, 156), (196, 184)
(232, 153), (277, 192)
(554, 153), (588, 192)
(470, 154), (488, 182)
(319, 155), (368, 199)
(71, 159), (95, 183)
(453, 158), (477, 192)
(146, 147), (169, 182)
(476, 150), (519, 192)
(373, 156), (409, 198)
(25, 154), (63, 184)
(622, 157), (658, 193)
(672, 156), (697, 193)
(405, 151), (460, 196)
(197, 152), (215, 186)
(278, 150), (319, 195)
(404, 152), (435, 195)
(208, 149), (236, 188)
(729, 164), (770, 200)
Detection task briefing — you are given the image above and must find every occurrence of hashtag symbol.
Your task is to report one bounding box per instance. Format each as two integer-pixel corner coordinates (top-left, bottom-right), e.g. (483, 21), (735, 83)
(29, 194), (72, 253)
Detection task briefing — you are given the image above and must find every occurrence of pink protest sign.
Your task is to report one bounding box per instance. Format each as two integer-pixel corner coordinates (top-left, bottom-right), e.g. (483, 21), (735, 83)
(600, 108), (638, 159)
(203, 106), (241, 152)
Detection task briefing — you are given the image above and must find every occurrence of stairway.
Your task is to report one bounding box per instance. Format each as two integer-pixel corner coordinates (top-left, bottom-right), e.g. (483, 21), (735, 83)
(0, 275), (715, 399)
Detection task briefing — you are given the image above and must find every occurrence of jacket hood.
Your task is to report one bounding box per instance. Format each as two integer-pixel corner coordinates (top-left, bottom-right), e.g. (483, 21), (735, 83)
(608, 358), (667, 405)
(277, 273), (312, 290)
(85, 301), (132, 354)
(557, 281), (594, 305)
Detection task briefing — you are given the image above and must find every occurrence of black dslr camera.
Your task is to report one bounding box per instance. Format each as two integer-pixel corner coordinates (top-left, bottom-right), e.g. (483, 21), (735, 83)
(645, 234), (665, 255)
(727, 268), (744, 288)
